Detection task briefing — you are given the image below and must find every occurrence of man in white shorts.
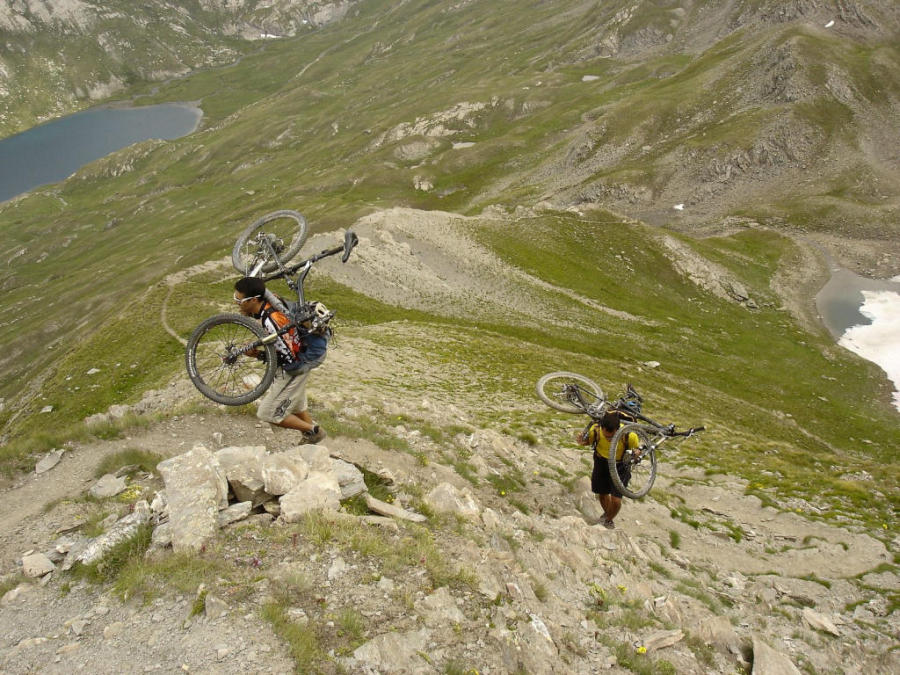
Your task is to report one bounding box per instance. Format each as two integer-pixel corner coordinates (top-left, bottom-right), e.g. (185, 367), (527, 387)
(234, 277), (327, 443)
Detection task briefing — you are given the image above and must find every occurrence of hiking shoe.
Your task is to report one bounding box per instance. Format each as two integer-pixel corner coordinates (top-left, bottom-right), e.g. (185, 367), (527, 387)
(602, 518), (616, 530)
(303, 425), (327, 444)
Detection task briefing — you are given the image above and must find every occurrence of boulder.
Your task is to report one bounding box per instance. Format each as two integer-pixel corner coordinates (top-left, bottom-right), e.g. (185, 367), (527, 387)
(348, 628), (433, 674)
(22, 552), (55, 578)
(217, 502), (253, 527)
(261, 452), (310, 496)
(696, 615), (741, 654)
(751, 635), (801, 675)
(215, 446), (268, 505)
(801, 607), (840, 636)
(292, 444), (331, 472)
(643, 629), (684, 652)
(416, 586), (466, 627)
(331, 458), (367, 499)
(425, 482), (481, 519)
(279, 471), (342, 522)
(89, 474), (127, 499)
(156, 445), (226, 552)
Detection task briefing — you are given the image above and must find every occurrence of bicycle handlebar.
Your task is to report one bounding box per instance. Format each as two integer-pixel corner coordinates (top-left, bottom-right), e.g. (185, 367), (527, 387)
(671, 426), (705, 437)
(259, 230), (358, 282)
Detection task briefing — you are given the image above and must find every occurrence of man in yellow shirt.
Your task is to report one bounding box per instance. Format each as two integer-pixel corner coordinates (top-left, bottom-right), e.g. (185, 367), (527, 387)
(576, 411), (639, 529)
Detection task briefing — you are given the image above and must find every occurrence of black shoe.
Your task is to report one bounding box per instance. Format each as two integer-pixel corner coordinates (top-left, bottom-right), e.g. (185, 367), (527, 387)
(303, 425), (326, 444)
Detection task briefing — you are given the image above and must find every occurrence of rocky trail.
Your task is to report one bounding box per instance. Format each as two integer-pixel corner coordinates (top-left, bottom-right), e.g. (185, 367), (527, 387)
(2, 211), (897, 673)
(1, 386), (896, 674)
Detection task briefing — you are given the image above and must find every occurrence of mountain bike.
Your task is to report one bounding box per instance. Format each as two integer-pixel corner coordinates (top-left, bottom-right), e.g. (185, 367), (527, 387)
(185, 221), (358, 406)
(536, 372), (704, 498)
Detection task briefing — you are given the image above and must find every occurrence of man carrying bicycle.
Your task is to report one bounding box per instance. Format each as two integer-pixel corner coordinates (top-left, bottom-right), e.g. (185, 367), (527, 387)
(233, 277), (327, 444)
(576, 411), (639, 529)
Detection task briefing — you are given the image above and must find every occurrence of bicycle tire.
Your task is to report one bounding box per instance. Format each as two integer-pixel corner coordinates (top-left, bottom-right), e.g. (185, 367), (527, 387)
(607, 423), (658, 499)
(232, 210), (309, 275)
(536, 371), (604, 414)
(186, 313), (278, 405)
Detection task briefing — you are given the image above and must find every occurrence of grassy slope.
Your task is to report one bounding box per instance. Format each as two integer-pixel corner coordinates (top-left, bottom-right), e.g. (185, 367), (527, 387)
(0, 1), (896, 520)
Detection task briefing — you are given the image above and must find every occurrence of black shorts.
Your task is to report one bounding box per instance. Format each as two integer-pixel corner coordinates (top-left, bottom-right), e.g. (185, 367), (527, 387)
(591, 453), (630, 498)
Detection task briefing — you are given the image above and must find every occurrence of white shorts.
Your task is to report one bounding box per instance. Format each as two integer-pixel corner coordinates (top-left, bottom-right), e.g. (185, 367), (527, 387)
(256, 368), (311, 423)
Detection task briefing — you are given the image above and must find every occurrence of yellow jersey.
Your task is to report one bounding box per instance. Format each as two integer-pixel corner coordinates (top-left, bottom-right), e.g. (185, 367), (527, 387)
(587, 424), (640, 460)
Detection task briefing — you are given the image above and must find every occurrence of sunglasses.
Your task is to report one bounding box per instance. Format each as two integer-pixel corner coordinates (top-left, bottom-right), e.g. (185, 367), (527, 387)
(233, 293), (257, 304)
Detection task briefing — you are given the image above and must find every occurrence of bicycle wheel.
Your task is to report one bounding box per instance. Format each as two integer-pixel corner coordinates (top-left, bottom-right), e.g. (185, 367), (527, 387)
(536, 371), (604, 414)
(607, 424), (658, 498)
(232, 210), (309, 275)
(186, 314), (278, 405)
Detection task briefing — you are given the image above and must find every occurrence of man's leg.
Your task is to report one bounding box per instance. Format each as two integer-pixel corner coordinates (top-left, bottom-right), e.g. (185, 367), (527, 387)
(257, 370), (314, 434)
(600, 494), (622, 522)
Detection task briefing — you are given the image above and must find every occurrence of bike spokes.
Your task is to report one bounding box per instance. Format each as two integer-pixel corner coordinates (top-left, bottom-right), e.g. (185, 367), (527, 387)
(189, 319), (272, 405)
(536, 372), (604, 414)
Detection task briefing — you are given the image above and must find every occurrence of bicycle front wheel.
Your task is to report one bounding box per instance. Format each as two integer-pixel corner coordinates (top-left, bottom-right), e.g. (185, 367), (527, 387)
(536, 371), (604, 414)
(186, 314), (278, 405)
(232, 210), (309, 275)
(608, 423), (658, 499)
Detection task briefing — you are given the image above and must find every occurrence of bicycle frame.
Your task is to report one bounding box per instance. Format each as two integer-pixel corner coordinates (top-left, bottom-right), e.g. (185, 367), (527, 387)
(570, 383), (703, 440)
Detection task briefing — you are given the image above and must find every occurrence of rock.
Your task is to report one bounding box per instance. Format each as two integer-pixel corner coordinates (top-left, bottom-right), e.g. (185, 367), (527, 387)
(801, 607), (840, 636)
(40, 405), (53, 413)
(150, 490), (168, 518)
(416, 586), (466, 626)
(751, 635), (801, 674)
(22, 552), (55, 577)
(157, 445), (226, 552)
(215, 446), (268, 505)
(103, 622), (124, 639)
(35, 450), (64, 474)
(377, 577), (395, 593)
(279, 471), (342, 522)
(331, 458), (367, 499)
(481, 507), (501, 530)
(365, 495), (427, 522)
(424, 482), (480, 519)
(348, 628), (433, 673)
(151, 522), (172, 549)
(576, 492), (605, 524)
(204, 594), (228, 620)
(642, 629), (683, 652)
(89, 473), (128, 499)
(260, 451), (310, 496)
(642, 360), (661, 369)
(327, 556), (348, 580)
(217, 501), (253, 527)
(292, 444), (331, 472)
(696, 615), (741, 654)
(1, 584), (34, 606)
(75, 501), (151, 565)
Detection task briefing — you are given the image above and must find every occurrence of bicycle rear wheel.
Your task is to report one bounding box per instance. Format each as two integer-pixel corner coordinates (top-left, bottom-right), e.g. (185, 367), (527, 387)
(232, 210), (309, 275)
(186, 314), (278, 405)
(607, 423), (658, 499)
(536, 372), (604, 414)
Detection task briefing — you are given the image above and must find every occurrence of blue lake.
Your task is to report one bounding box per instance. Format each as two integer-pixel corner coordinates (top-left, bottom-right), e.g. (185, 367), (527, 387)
(0, 103), (202, 203)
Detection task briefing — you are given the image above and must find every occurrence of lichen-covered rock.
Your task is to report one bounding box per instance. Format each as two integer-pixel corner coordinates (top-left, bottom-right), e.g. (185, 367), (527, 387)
(156, 444), (226, 552)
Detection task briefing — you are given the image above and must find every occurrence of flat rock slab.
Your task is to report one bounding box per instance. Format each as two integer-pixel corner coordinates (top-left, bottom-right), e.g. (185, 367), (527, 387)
(35, 450), (64, 474)
(279, 471), (341, 522)
(157, 444), (226, 552)
(752, 635), (801, 675)
(365, 495), (426, 522)
(89, 474), (127, 499)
